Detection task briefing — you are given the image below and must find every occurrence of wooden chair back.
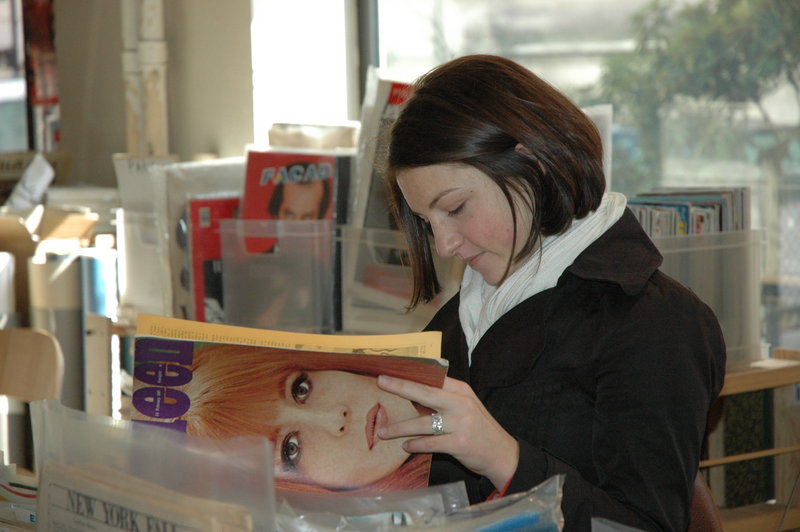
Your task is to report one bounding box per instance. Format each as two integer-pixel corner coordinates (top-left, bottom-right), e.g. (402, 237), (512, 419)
(0, 328), (64, 402)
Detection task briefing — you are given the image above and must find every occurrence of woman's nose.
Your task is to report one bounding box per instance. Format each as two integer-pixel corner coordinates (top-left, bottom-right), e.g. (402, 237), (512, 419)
(316, 405), (349, 436)
(432, 223), (461, 257)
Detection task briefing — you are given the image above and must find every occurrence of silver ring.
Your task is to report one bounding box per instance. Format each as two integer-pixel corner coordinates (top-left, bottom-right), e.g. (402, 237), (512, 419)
(431, 412), (444, 435)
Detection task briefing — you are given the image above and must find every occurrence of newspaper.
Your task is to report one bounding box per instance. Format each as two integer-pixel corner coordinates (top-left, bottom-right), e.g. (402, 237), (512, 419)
(37, 462), (252, 532)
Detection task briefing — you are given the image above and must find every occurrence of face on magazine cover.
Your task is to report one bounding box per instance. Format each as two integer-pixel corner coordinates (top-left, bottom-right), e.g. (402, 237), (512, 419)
(271, 369), (420, 487)
(276, 179), (327, 220)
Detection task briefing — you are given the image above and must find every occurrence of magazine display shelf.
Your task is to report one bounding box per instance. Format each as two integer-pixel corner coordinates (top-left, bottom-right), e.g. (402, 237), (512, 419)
(219, 219), (337, 333)
(339, 225), (463, 334)
(116, 209), (172, 318)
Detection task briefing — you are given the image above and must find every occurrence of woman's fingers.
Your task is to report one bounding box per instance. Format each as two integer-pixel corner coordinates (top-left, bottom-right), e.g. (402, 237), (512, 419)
(377, 413), (440, 440)
(377, 374), (520, 489)
(378, 375), (474, 409)
(377, 375), (445, 408)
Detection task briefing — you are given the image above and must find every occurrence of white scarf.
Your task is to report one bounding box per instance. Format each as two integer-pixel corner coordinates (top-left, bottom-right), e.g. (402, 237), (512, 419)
(458, 192), (628, 360)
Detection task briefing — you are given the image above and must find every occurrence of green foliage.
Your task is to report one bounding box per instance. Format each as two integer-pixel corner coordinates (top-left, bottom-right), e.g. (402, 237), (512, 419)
(598, 0), (800, 193)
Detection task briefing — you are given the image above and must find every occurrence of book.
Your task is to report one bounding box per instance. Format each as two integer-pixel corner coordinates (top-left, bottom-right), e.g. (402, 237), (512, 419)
(352, 73), (411, 232)
(112, 155), (179, 318)
(218, 218), (340, 333)
(130, 314), (447, 494)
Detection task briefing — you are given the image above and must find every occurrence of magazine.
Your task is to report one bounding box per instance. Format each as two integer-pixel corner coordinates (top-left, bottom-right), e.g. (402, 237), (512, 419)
(636, 186), (751, 233)
(628, 198), (691, 236)
(238, 150), (352, 332)
(343, 70), (429, 333)
(184, 195), (240, 322)
(241, 149), (352, 254)
(162, 158), (246, 321)
(131, 314), (447, 494)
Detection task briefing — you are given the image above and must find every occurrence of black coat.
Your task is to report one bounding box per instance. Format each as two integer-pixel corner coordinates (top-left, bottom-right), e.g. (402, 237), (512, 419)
(427, 209), (726, 532)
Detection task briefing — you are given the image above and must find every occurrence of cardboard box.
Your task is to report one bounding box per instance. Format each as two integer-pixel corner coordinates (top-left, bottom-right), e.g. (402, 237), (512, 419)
(0, 205), (98, 324)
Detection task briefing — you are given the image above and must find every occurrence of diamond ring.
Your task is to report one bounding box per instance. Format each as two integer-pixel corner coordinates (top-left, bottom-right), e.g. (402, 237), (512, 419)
(431, 412), (444, 435)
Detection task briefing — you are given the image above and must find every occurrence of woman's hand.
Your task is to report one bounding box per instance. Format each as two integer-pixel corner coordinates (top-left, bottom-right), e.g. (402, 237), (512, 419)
(377, 375), (519, 490)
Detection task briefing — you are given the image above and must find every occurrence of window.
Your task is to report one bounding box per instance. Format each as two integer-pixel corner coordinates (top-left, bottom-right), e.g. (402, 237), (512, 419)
(368, 0), (800, 354)
(0, 0), (28, 151)
(251, 0), (358, 147)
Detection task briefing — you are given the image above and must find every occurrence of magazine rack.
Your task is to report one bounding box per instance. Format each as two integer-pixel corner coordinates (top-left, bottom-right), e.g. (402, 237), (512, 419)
(116, 209), (172, 317)
(219, 219), (337, 333)
(339, 225), (463, 334)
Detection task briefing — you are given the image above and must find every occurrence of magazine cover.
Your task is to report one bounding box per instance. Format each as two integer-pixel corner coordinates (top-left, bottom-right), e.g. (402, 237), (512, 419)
(186, 195), (240, 322)
(131, 327), (447, 494)
(241, 150), (351, 254)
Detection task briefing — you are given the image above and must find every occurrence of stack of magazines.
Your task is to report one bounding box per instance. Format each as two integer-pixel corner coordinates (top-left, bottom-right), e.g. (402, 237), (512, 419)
(628, 186), (750, 237)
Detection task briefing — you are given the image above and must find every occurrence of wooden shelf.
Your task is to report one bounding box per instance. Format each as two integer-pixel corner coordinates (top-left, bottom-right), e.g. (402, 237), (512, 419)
(721, 358), (800, 396)
(701, 445), (800, 468)
(720, 503), (800, 532)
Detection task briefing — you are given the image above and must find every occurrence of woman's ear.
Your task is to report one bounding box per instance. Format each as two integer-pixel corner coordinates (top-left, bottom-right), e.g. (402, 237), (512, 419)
(515, 143), (545, 174)
(515, 143), (533, 157)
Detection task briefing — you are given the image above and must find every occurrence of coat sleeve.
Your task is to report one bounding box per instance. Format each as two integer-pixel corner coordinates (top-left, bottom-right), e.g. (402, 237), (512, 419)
(500, 276), (726, 531)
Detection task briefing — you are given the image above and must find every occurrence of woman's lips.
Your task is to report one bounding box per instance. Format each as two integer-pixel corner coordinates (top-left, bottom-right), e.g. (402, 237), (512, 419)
(465, 252), (484, 268)
(365, 403), (388, 450)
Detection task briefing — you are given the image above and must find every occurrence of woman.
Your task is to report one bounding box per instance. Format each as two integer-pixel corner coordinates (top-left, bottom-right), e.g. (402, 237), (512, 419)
(179, 343), (439, 493)
(376, 54), (726, 531)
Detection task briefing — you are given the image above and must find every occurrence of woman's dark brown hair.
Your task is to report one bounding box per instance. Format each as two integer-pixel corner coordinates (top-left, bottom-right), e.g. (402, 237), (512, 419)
(387, 54), (606, 307)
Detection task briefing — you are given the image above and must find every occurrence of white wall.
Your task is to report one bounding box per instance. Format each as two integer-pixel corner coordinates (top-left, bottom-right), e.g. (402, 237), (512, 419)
(53, 0), (254, 187)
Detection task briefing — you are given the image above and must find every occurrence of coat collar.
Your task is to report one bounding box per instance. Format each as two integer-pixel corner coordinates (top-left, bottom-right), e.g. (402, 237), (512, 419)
(566, 208), (663, 296)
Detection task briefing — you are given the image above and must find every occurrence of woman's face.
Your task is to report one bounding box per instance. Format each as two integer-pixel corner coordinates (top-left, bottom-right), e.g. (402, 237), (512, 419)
(397, 163), (531, 285)
(272, 370), (419, 488)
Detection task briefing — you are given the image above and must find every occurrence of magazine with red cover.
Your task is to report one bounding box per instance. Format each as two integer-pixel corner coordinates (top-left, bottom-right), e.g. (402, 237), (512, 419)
(186, 195), (240, 322)
(131, 333), (447, 494)
(241, 150), (351, 254)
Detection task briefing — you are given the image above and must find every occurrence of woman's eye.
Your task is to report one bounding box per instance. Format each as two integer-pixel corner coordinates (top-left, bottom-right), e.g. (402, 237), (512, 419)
(291, 372), (312, 404)
(447, 203), (465, 216)
(281, 432), (301, 469)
